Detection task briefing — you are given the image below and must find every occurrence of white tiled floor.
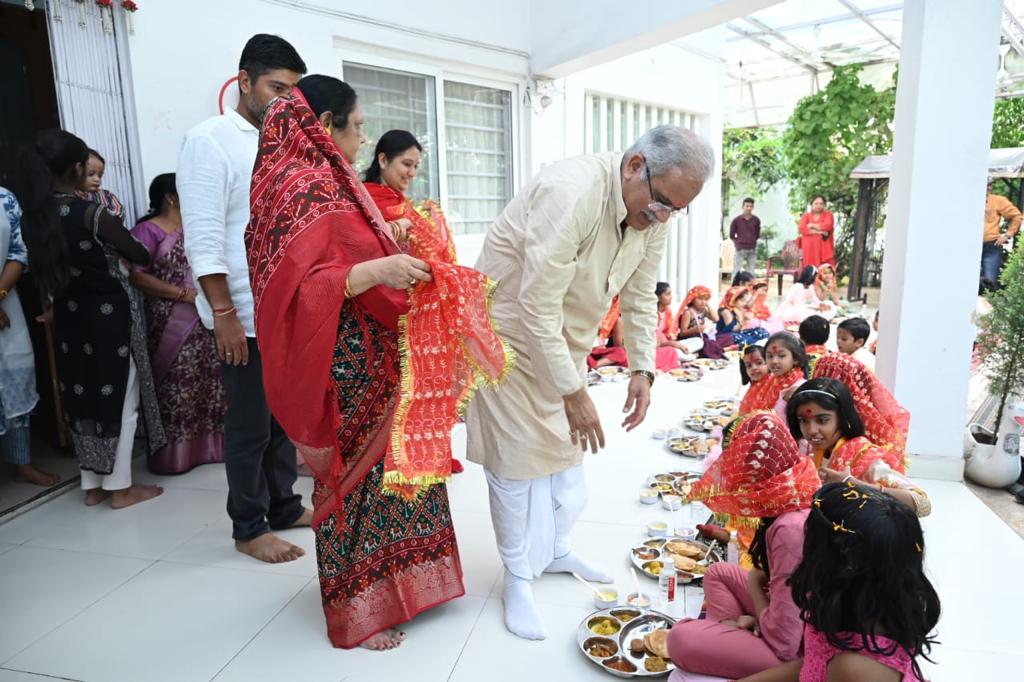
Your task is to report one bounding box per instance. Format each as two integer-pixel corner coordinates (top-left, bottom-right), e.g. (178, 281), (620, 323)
(0, 368), (1020, 681)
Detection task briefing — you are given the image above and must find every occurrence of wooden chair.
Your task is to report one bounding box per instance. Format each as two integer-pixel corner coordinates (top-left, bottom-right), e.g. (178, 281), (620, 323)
(765, 239), (803, 295)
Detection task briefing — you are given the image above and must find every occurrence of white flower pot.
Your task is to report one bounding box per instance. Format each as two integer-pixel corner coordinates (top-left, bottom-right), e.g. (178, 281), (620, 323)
(965, 400), (1023, 489)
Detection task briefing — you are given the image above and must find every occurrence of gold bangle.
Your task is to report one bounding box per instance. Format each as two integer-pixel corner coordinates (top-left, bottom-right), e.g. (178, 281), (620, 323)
(344, 274), (354, 299)
(212, 305), (237, 318)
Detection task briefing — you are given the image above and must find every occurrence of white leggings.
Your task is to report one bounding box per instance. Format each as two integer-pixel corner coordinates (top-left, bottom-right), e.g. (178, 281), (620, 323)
(80, 358), (139, 491)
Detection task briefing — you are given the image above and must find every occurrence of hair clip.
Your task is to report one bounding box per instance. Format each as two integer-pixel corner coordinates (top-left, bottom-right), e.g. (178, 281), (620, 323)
(915, 542), (923, 553)
(801, 388), (837, 401)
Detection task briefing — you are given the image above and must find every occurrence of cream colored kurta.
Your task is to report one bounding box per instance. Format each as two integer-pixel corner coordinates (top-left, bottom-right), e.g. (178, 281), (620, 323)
(466, 153), (668, 480)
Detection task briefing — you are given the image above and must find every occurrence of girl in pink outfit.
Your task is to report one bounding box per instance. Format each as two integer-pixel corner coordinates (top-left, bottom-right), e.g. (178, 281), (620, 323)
(668, 413), (821, 680)
(734, 482), (940, 682)
(776, 266), (836, 326)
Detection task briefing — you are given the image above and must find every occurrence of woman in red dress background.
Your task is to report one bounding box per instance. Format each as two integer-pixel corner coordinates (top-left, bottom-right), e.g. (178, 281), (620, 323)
(796, 195), (835, 268)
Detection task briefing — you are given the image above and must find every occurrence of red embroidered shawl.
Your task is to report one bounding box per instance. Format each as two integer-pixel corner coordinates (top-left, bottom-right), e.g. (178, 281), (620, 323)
(363, 182), (512, 495)
(691, 411), (819, 525)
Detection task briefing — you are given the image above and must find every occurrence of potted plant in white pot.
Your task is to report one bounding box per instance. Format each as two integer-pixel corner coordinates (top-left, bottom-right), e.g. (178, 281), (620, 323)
(966, 245), (1024, 488)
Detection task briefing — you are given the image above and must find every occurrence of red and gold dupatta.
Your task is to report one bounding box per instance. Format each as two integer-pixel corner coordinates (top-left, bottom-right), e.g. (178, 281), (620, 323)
(739, 367), (803, 416)
(363, 182), (513, 495)
(691, 411), (819, 527)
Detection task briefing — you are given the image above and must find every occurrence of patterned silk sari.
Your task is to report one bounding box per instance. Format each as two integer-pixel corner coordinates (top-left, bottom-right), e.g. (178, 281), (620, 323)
(247, 92), (507, 647)
(131, 221), (226, 474)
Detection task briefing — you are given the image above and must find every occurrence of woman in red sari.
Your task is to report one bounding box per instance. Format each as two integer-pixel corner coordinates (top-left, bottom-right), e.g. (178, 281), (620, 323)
(797, 195), (835, 268)
(246, 75), (510, 651)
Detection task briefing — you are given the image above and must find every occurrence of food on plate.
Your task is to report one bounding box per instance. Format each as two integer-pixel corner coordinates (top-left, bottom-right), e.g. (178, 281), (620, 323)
(633, 548), (659, 561)
(690, 562), (708, 575)
(665, 540), (705, 558)
(603, 657), (638, 673)
(643, 538), (666, 548)
(667, 554), (698, 572)
(644, 628), (671, 658)
(642, 560), (664, 576)
(629, 638), (647, 655)
(627, 592), (652, 608)
(611, 609), (640, 623)
(597, 366), (625, 376)
(588, 617), (621, 636)
(653, 473), (676, 483)
(649, 482), (673, 493)
(584, 637), (618, 658)
(645, 656), (669, 672)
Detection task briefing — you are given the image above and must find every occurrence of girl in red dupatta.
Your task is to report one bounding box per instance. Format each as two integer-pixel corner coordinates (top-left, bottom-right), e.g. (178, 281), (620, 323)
(787, 378), (930, 517)
(587, 296), (629, 369)
(655, 281), (687, 371)
(812, 352), (909, 458)
(739, 332), (807, 418)
(247, 78), (509, 650)
(668, 412), (820, 679)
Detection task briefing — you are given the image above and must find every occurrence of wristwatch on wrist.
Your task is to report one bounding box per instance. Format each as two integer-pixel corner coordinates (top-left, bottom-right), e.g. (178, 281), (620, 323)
(631, 369), (655, 386)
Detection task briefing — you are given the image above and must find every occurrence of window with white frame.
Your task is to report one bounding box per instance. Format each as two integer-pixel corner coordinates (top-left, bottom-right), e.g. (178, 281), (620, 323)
(584, 93), (699, 294)
(343, 62), (515, 236)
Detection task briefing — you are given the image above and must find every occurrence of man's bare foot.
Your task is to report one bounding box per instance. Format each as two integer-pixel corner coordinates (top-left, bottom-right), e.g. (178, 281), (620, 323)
(290, 508), (313, 528)
(17, 464), (60, 487)
(84, 488), (111, 506)
(110, 484), (164, 509)
(360, 629), (406, 651)
(235, 532), (305, 564)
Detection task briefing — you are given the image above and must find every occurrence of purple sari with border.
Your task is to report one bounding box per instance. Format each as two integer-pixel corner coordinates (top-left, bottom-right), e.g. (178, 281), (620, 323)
(132, 220), (226, 474)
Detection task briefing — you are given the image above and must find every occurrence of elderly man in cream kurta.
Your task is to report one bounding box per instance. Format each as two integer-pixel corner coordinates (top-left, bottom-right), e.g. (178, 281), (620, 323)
(466, 125), (715, 640)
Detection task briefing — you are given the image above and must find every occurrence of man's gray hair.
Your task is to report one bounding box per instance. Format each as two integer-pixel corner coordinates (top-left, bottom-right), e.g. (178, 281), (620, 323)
(624, 124), (716, 182)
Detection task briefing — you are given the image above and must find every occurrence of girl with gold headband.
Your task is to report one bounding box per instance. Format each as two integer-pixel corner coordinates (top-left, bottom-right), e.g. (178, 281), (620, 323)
(786, 375), (930, 517)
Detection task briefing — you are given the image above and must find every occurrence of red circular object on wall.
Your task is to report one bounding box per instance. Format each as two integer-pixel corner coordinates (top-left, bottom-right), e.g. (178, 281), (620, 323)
(219, 76), (239, 115)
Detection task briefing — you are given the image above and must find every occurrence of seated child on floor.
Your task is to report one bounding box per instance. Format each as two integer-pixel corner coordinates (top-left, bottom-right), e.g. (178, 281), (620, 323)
(668, 412), (820, 680)
(798, 315), (830, 373)
(718, 286), (770, 347)
(836, 317), (874, 372)
(787, 377), (930, 517)
(739, 332), (807, 418)
(736, 482), (940, 682)
(588, 296), (628, 369)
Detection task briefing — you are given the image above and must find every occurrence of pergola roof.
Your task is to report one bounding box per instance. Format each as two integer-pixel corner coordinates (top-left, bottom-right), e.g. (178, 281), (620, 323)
(850, 147), (1024, 179)
(722, 0), (1024, 127)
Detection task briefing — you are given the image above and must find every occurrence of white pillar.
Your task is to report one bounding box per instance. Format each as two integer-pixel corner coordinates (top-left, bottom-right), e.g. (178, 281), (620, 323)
(877, 0), (1002, 480)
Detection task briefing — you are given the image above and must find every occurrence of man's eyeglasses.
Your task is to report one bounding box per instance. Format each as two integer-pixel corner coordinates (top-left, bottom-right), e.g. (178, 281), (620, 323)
(643, 158), (688, 223)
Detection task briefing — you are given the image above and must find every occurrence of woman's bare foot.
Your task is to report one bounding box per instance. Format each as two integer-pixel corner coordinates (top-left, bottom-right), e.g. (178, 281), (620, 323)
(110, 484), (164, 509)
(84, 488), (111, 506)
(16, 463), (60, 487)
(235, 532), (305, 564)
(289, 508), (313, 528)
(360, 629), (406, 651)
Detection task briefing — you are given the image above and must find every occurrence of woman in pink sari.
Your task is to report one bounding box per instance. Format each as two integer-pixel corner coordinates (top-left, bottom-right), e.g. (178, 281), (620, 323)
(130, 174), (226, 474)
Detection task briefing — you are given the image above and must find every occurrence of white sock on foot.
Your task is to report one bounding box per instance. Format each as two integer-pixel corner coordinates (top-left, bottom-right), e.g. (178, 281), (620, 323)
(544, 551), (613, 583)
(502, 572), (547, 640)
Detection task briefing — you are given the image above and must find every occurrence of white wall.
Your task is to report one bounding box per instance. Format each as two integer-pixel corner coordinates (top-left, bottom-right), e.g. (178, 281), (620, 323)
(125, 0), (530, 184)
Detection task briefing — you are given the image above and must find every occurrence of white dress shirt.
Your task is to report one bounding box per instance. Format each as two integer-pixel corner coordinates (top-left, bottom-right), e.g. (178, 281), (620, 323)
(177, 108), (259, 336)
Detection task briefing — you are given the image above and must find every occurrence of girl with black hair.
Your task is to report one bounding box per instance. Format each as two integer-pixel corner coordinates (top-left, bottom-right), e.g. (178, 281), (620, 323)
(737, 482), (939, 681)
(739, 343), (769, 386)
(739, 332), (806, 417)
(668, 412), (821, 679)
(787, 378), (931, 516)
(732, 270), (755, 287)
(8, 129), (165, 508)
(129, 173), (227, 475)
(777, 265), (837, 325)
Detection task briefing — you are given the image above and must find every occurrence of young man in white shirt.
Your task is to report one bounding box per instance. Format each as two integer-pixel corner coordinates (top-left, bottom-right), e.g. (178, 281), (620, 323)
(178, 34), (309, 564)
